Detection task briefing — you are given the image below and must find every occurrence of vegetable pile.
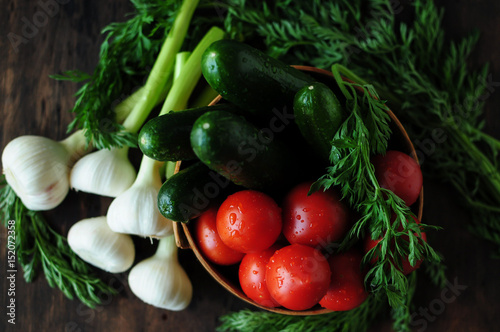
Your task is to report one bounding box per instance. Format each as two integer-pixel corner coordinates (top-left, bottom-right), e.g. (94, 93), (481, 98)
(154, 39), (436, 320)
(1, 0), (498, 331)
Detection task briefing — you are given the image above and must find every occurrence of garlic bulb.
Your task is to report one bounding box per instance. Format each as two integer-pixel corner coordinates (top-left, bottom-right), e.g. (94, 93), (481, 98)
(70, 147), (136, 197)
(128, 235), (192, 310)
(2, 130), (89, 210)
(68, 216), (135, 273)
(107, 156), (173, 238)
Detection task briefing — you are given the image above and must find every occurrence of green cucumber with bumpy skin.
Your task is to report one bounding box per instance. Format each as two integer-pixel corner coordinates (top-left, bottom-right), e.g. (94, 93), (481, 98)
(138, 104), (236, 161)
(190, 110), (297, 190)
(201, 39), (315, 114)
(293, 82), (345, 160)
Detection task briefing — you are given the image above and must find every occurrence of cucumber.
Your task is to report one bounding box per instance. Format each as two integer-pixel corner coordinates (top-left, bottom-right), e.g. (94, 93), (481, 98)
(157, 161), (236, 223)
(201, 39), (314, 114)
(138, 104), (235, 161)
(190, 110), (297, 190)
(293, 82), (345, 160)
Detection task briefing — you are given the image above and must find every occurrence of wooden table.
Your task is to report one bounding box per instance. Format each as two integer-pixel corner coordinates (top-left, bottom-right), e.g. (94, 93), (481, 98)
(1, 1), (499, 331)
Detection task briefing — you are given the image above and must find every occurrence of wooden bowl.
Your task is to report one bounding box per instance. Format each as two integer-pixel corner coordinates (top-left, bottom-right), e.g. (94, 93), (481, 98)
(173, 66), (424, 315)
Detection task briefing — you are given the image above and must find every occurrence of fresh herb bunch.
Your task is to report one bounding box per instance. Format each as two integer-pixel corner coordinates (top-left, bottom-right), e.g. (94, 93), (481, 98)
(0, 177), (117, 308)
(218, 273), (421, 332)
(311, 65), (442, 313)
(220, 0), (500, 256)
(53, 0), (223, 149)
(218, 293), (388, 332)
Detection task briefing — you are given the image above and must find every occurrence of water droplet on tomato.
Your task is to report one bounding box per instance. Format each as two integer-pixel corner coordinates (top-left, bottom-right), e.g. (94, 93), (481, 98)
(302, 208), (309, 212)
(296, 214), (301, 220)
(229, 213), (237, 225)
(253, 270), (258, 275)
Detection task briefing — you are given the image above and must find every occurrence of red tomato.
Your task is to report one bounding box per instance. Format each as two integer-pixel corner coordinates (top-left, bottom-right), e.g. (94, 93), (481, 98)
(265, 244), (331, 311)
(194, 207), (244, 265)
(216, 190), (282, 253)
(239, 245), (281, 308)
(319, 250), (369, 311)
(364, 216), (427, 275)
(372, 150), (423, 206)
(282, 181), (349, 247)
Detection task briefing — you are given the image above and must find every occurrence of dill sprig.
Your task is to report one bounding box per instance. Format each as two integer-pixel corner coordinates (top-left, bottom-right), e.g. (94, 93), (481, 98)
(0, 177), (117, 308)
(390, 271), (417, 332)
(217, 293), (388, 332)
(311, 66), (442, 315)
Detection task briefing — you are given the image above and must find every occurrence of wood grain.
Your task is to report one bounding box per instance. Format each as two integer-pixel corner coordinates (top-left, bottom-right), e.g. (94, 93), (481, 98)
(1, 1), (499, 331)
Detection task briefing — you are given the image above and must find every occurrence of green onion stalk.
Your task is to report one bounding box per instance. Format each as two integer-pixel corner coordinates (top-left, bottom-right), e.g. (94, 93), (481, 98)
(68, 0), (201, 198)
(106, 26), (225, 239)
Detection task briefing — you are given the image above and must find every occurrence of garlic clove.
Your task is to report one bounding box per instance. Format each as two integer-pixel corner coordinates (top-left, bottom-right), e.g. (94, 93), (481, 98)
(2, 135), (71, 211)
(128, 235), (192, 311)
(67, 216), (135, 273)
(70, 147), (136, 197)
(106, 182), (173, 238)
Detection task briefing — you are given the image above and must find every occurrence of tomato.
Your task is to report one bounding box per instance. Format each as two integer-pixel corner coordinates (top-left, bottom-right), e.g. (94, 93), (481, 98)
(265, 244), (331, 311)
(364, 216), (427, 275)
(282, 181), (349, 247)
(194, 207), (244, 265)
(319, 250), (369, 311)
(371, 150), (423, 206)
(216, 190), (282, 253)
(238, 245), (281, 308)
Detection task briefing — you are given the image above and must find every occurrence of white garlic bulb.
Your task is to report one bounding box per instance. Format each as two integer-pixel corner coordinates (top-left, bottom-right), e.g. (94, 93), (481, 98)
(70, 147), (136, 197)
(128, 235), (192, 311)
(2, 131), (89, 211)
(68, 216), (135, 273)
(107, 156), (172, 238)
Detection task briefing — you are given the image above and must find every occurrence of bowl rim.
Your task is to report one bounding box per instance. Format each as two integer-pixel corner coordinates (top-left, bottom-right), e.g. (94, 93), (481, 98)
(172, 65), (424, 316)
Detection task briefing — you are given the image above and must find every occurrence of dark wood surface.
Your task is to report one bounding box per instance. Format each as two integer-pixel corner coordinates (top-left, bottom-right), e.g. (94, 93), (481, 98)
(1, 1), (499, 331)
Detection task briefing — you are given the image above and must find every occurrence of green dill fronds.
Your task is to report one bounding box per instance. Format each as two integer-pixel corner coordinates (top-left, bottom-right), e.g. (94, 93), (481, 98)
(312, 69), (442, 313)
(217, 293), (388, 332)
